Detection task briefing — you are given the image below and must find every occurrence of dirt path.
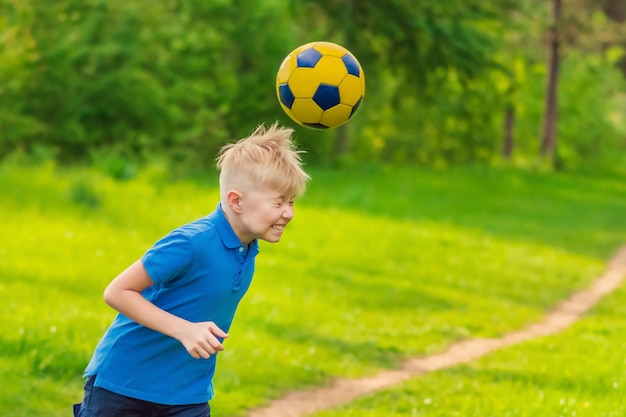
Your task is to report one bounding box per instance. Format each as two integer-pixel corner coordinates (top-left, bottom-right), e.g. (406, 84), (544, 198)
(248, 246), (626, 417)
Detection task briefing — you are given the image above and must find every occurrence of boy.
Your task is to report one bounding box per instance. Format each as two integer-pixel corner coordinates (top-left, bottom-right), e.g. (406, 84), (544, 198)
(74, 123), (310, 417)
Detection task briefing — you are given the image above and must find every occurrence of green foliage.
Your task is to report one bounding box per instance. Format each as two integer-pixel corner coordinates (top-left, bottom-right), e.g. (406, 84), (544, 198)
(294, 0), (511, 86)
(291, 0), (514, 165)
(69, 178), (101, 209)
(0, 0), (295, 166)
(513, 49), (626, 173)
(0, 0), (625, 173)
(555, 51), (626, 172)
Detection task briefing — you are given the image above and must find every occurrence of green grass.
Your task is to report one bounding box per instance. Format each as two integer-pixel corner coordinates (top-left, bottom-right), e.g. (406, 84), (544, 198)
(0, 162), (624, 416)
(311, 285), (626, 416)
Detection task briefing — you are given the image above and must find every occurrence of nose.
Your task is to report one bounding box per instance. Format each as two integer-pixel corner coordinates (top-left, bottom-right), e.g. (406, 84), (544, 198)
(282, 205), (294, 220)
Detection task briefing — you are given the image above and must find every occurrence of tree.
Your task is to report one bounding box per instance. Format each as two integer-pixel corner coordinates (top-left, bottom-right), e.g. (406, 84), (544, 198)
(0, 0), (296, 169)
(602, 0), (626, 77)
(291, 0), (517, 163)
(540, 0), (562, 165)
(502, 104), (515, 159)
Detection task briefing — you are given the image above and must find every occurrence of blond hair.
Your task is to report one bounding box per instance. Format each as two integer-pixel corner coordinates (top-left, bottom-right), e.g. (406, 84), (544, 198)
(216, 123), (310, 198)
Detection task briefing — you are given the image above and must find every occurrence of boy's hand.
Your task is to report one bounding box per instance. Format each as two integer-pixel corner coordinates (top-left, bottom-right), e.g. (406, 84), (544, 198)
(176, 321), (229, 359)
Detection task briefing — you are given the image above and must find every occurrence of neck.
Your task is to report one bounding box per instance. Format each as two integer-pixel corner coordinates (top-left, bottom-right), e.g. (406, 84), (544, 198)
(220, 202), (252, 246)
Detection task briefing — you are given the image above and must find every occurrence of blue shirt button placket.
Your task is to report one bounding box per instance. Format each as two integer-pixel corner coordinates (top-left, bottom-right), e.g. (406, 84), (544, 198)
(232, 271), (243, 291)
(232, 246), (253, 291)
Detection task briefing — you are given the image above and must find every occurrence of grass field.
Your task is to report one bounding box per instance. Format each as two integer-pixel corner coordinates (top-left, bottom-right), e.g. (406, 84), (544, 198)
(312, 285), (626, 416)
(0, 161), (624, 416)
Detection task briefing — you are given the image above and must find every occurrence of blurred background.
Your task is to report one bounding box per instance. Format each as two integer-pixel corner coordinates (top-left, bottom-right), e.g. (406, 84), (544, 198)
(1, 0), (625, 176)
(2, 2), (626, 416)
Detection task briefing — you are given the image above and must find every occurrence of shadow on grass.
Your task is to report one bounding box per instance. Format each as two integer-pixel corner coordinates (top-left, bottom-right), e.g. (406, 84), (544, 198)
(260, 320), (404, 370)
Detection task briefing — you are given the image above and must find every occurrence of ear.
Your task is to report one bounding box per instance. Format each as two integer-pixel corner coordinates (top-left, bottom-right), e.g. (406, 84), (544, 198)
(226, 189), (243, 214)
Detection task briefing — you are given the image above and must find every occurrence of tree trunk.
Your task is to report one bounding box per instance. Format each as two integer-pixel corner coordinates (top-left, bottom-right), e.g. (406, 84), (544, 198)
(540, 0), (562, 165)
(502, 104), (515, 159)
(603, 0), (626, 78)
(332, 0), (354, 161)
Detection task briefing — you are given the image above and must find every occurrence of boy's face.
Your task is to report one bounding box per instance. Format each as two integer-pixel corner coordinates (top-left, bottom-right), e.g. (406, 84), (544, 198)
(237, 188), (296, 244)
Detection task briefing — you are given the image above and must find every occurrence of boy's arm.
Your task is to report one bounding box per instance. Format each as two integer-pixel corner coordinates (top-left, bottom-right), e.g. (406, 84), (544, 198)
(103, 260), (228, 359)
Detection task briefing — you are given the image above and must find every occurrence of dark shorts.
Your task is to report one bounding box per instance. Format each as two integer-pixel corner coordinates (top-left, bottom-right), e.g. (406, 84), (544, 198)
(74, 376), (210, 417)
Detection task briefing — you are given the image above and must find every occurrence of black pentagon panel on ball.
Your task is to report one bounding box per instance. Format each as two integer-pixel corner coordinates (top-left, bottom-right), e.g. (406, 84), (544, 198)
(303, 122), (330, 129)
(278, 84), (295, 108)
(349, 97), (362, 117)
(341, 54), (361, 77)
(297, 48), (323, 68)
(312, 84), (341, 111)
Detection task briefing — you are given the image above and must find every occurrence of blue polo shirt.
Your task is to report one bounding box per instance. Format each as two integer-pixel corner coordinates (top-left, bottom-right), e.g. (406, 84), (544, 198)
(84, 204), (259, 405)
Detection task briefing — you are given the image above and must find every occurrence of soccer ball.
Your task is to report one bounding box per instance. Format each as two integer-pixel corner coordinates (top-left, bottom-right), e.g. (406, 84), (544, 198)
(276, 41), (365, 129)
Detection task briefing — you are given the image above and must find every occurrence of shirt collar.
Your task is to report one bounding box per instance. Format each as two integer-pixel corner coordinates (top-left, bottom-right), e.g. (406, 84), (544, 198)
(211, 203), (259, 253)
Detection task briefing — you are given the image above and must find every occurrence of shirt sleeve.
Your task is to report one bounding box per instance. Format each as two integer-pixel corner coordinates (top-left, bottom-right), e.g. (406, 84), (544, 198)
(141, 231), (193, 285)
